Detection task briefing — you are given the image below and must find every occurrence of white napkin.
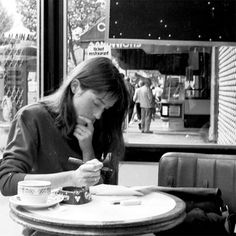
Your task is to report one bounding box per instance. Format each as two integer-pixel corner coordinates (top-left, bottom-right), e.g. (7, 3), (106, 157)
(130, 185), (158, 194)
(90, 184), (143, 196)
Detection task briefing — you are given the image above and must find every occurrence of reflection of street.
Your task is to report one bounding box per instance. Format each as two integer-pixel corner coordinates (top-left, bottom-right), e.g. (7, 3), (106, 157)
(0, 123), (9, 157)
(124, 118), (209, 146)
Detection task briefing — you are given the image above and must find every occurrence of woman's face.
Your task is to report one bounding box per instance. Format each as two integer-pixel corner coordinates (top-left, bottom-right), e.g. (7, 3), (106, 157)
(72, 84), (117, 125)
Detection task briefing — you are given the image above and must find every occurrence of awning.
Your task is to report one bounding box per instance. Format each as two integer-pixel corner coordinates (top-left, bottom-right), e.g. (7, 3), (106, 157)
(78, 18), (210, 74)
(79, 18), (105, 48)
(79, 18), (142, 50)
(78, 18), (203, 54)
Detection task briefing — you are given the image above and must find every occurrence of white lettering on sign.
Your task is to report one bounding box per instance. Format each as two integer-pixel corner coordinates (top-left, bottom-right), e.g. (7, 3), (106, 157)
(110, 43), (142, 49)
(87, 42), (111, 59)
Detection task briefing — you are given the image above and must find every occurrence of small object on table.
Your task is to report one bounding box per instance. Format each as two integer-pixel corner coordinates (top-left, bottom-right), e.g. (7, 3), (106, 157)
(113, 199), (142, 206)
(55, 186), (91, 205)
(17, 180), (51, 204)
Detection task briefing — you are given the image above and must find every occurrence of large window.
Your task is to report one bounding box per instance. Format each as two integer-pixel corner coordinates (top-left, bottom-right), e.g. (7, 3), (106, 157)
(0, 0), (37, 124)
(1, 0), (234, 150)
(0, 0), (37, 154)
(65, 0), (236, 147)
(66, 0), (106, 72)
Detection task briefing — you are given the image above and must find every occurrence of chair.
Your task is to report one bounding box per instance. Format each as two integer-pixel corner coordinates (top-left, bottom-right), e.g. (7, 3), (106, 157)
(158, 152), (236, 213)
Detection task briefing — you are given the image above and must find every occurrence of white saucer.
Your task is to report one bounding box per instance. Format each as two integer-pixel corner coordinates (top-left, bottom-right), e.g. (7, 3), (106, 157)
(9, 194), (64, 209)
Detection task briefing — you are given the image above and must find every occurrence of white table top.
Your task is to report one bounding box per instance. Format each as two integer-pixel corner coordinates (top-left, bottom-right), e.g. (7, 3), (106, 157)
(10, 187), (186, 235)
(22, 192), (175, 225)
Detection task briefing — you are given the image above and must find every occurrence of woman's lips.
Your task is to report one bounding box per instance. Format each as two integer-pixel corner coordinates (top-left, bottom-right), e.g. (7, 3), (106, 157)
(77, 116), (95, 125)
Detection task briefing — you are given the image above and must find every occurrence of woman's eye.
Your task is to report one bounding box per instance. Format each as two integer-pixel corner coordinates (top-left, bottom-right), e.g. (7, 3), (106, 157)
(94, 101), (101, 107)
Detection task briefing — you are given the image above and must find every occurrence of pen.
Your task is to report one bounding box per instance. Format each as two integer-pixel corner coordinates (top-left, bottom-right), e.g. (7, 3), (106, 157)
(68, 156), (113, 173)
(112, 199), (142, 206)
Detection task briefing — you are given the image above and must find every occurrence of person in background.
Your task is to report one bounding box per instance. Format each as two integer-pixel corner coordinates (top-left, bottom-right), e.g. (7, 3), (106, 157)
(1, 95), (14, 122)
(153, 82), (163, 102)
(152, 82), (163, 114)
(139, 78), (154, 133)
(133, 80), (144, 130)
(0, 57), (129, 196)
(151, 85), (157, 121)
(124, 76), (135, 123)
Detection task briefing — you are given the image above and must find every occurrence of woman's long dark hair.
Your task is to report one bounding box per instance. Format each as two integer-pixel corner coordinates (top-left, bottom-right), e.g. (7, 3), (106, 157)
(41, 57), (129, 171)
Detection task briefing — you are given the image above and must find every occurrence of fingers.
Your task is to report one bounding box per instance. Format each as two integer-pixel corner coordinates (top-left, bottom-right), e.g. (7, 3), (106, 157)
(85, 170), (100, 181)
(77, 125), (88, 133)
(77, 115), (88, 126)
(86, 176), (100, 185)
(74, 124), (91, 137)
(73, 173), (100, 187)
(81, 159), (103, 172)
(77, 115), (93, 128)
(74, 160), (102, 187)
(79, 159), (103, 181)
(74, 116), (94, 141)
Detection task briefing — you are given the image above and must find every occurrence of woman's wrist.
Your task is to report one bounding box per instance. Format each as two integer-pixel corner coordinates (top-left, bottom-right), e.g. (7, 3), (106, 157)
(69, 170), (77, 186)
(82, 150), (95, 162)
(24, 171), (77, 189)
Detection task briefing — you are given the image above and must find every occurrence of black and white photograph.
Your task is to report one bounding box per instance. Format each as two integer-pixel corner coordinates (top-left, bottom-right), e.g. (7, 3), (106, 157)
(0, 0), (236, 235)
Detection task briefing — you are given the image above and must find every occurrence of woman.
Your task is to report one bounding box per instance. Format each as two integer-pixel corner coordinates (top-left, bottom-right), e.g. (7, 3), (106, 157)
(0, 57), (129, 196)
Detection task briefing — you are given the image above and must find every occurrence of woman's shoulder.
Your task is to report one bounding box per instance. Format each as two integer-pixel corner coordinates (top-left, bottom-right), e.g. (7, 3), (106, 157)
(15, 103), (49, 121)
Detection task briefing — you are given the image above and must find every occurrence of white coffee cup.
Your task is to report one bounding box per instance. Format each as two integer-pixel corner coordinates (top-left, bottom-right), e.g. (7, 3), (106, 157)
(17, 180), (51, 204)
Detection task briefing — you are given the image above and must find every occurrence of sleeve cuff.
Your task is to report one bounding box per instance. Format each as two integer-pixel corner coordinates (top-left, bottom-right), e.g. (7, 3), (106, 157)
(0, 172), (26, 196)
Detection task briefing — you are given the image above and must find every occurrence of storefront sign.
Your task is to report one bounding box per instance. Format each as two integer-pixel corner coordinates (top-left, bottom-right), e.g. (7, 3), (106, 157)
(110, 43), (142, 49)
(87, 42), (111, 58)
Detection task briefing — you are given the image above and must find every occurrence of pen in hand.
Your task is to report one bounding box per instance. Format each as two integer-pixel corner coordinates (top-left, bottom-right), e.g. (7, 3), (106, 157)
(68, 156), (113, 174)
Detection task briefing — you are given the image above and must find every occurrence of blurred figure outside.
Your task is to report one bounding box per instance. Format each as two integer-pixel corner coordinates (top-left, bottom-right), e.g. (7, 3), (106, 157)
(152, 82), (163, 114)
(125, 76), (135, 123)
(132, 80), (144, 130)
(139, 78), (154, 133)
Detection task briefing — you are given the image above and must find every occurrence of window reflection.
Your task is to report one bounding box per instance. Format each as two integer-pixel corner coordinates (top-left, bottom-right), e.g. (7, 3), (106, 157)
(122, 50), (211, 145)
(66, 1), (236, 146)
(0, 0), (37, 157)
(0, 0), (37, 125)
(67, 0), (106, 72)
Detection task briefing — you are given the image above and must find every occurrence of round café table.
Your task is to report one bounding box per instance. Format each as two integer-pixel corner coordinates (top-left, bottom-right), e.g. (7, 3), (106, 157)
(9, 191), (186, 236)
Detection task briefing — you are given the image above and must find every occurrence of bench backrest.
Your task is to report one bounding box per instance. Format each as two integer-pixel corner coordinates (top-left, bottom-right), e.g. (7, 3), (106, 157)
(158, 152), (236, 213)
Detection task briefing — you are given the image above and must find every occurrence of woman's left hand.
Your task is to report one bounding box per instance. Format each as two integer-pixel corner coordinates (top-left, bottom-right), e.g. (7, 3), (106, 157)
(73, 116), (95, 159)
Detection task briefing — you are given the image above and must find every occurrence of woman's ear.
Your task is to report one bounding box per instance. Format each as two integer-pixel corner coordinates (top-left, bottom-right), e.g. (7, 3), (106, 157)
(70, 79), (80, 94)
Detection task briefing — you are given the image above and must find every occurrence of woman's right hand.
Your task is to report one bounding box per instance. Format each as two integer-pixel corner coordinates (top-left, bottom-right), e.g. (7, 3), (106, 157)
(72, 159), (103, 187)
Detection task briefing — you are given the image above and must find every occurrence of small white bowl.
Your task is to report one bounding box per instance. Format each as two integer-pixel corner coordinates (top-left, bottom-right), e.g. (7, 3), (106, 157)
(17, 180), (51, 204)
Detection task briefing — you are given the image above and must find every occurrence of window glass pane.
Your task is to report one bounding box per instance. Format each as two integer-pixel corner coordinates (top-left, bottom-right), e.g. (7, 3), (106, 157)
(0, 0), (37, 147)
(67, 0), (106, 72)
(121, 48), (213, 145)
(66, 0), (236, 146)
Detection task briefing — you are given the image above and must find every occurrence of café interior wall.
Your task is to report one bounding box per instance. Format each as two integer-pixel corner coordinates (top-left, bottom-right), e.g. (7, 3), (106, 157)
(217, 46), (236, 145)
